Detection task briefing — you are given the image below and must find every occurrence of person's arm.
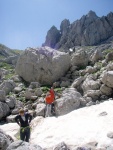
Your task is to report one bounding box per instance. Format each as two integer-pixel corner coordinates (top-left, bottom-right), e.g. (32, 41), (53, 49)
(28, 113), (32, 123)
(15, 115), (20, 126)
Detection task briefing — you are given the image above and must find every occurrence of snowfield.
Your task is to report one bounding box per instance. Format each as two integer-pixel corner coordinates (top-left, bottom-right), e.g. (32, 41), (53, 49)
(1, 100), (113, 149)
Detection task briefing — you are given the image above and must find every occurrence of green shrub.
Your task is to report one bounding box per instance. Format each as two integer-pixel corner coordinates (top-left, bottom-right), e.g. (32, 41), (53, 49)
(103, 49), (113, 55)
(17, 97), (26, 103)
(5, 73), (14, 80)
(41, 86), (50, 93)
(0, 62), (13, 70)
(54, 88), (62, 93)
(0, 54), (5, 59)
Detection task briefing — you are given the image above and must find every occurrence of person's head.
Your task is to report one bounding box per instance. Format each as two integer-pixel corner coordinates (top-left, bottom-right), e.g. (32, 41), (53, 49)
(19, 109), (25, 116)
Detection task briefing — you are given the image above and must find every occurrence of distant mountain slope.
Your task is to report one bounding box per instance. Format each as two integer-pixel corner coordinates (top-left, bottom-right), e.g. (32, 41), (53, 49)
(0, 44), (22, 59)
(43, 11), (113, 50)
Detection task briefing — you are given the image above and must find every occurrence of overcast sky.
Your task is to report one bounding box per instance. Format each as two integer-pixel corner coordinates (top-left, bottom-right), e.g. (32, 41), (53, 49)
(0, 0), (113, 50)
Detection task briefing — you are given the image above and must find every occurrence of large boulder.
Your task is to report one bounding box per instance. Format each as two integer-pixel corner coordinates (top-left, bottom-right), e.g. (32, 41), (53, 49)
(35, 88), (43, 97)
(82, 76), (101, 93)
(55, 88), (83, 116)
(16, 47), (70, 85)
(71, 51), (88, 68)
(0, 102), (10, 120)
(6, 140), (43, 150)
(107, 63), (113, 71)
(35, 103), (46, 117)
(6, 115), (17, 123)
(85, 66), (97, 74)
(25, 88), (35, 100)
(90, 49), (103, 63)
(71, 77), (84, 88)
(0, 90), (6, 102)
(106, 51), (113, 62)
(102, 71), (113, 88)
(0, 129), (13, 150)
(100, 84), (113, 96)
(5, 97), (15, 109)
(0, 80), (16, 95)
(84, 90), (101, 101)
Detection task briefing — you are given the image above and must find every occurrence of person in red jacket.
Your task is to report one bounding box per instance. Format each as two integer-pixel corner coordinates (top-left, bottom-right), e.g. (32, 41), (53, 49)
(45, 83), (56, 117)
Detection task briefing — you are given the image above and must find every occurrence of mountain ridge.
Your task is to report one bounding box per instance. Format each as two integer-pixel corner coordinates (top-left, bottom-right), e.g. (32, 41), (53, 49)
(43, 11), (113, 51)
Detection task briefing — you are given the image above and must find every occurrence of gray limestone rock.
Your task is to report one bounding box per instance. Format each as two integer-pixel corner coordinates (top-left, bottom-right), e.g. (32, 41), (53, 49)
(0, 90), (6, 102)
(35, 103), (46, 117)
(55, 88), (82, 116)
(0, 80), (16, 95)
(16, 47), (70, 85)
(54, 142), (69, 150)
(6, 140), (43, 150)
(0, 129), (13, 150)
(102, 71), (113, 88)
(43, 11), (113, 50)
(100, 84), (113, 96)
(0, 101), (10, 120)
(71, 51), (89, 68)
(82, 77), (101, 93)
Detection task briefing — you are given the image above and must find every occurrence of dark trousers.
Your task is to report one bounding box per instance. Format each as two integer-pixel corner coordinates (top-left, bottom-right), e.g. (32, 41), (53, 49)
(20, 127), (30, 142)
(51, 103), (55, 115)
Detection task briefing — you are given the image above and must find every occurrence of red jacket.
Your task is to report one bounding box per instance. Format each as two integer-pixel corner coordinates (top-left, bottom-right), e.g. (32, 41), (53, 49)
(45, 88), (55, 104)
(49, 88), (55, 100)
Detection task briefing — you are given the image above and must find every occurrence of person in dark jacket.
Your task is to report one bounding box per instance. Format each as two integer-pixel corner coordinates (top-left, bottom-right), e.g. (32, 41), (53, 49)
(15, 109), (32, 142)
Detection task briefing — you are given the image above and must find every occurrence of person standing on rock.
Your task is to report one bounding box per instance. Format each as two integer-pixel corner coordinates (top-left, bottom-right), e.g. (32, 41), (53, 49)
(15, 109), (32, 142)
(45, 83), (56, 117)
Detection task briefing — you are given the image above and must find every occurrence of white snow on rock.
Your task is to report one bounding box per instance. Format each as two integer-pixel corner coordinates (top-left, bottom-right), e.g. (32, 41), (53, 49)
(0, 123), (19, 140)
(31, 100), (113, 149)
(1, 100), (113, 149)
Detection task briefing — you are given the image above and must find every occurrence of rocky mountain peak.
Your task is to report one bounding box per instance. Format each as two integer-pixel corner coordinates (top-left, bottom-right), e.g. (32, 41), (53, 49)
(43, 11), (113, 51)
(87, 10), (98, 19)
(42, 26), (61, 48)
(60, 19), (70, 35)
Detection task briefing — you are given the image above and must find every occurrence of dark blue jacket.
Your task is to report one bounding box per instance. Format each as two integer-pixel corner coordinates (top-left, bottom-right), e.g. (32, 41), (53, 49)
(15, 113), (32, 127)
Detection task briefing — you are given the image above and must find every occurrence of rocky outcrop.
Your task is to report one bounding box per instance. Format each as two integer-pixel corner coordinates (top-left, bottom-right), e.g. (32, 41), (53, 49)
(0, 90), (6, 102)
(100, 84), (113, 96)
(90, 49), (103, 64)
(6, 140), (43, 150)
(54, 142), (69, 150)
(43, 11), (113, 50)
(4, 55), (19, 65)
(82, 76), (101, 93)
(16, 47), (70, 85)
(35, 103), (46, 117)
(55, 88), (85, 115)
(0, 44), (21, 63)
(0, 101), (10, 120)
(42, 26), (61, 48)
(102, 71), (113, 88)
(71, 51), (89, 68)
(0, 129), (13, 150)
(0, 80), (16, 95)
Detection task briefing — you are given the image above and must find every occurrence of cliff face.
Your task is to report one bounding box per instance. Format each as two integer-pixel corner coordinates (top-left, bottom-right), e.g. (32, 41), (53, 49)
(43, 11), (113, 50)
